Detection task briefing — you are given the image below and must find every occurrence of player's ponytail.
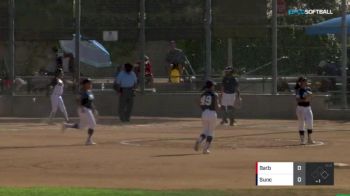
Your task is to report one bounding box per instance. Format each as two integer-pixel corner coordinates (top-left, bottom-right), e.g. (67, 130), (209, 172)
(294, 81), (300, 90)
(201, 80), (215, 91)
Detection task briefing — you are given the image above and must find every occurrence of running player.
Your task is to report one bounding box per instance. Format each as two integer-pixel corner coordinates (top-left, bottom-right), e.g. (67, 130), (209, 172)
(295, 77), (314, 145)
(63, 78), (97, 145)
(194, 80), (219, 154)
(47, 68), (69, 123)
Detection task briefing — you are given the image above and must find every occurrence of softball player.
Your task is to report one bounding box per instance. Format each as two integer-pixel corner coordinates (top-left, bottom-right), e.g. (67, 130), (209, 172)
(220, 66), (240, 126)
(63, 78), (97, 145)
(194, 80), (219, 154)
(295, 77), (314, 145)
(47, 68), (69, 123)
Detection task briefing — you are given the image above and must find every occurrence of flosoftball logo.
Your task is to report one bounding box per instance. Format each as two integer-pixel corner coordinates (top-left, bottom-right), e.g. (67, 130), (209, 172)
(288, 9), (333, 15)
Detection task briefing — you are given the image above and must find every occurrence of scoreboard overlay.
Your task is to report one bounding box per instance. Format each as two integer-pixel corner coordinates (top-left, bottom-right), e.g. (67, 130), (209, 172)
(256, 162), (334, 186)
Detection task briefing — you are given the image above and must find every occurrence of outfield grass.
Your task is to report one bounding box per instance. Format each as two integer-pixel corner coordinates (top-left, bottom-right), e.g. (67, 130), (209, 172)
(0, 188), (229, 196)
(0, 188), (349, 196)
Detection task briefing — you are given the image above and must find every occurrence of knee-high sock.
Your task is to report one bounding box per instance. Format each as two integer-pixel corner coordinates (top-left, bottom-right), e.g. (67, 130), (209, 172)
(88, 128), (94, 138)
(204, 136), (213, 150)
(197, 134), (206, 143)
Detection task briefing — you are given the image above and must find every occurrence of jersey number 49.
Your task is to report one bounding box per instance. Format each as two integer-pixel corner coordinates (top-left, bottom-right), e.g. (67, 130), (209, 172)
(200, 95), (212, 106)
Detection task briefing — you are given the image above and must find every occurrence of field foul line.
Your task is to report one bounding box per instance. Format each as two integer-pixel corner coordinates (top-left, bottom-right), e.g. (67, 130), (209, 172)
(120, 139), (143, 147)
(120, 138), (326, 148)
(281, 139), (325, 147)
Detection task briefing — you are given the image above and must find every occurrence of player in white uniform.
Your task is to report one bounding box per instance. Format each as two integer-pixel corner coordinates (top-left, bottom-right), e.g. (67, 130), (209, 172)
(295, 77), (314, 145)
(194, 80), (219, 154)
(62, 78), (97, 145)
(48, 68), (69, 123)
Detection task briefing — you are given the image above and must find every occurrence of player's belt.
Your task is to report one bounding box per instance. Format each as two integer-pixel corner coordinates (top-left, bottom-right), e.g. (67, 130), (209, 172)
(297, 102), (310, 107)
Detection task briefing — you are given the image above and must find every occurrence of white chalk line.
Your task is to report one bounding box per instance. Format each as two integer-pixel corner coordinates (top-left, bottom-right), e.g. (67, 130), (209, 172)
(120, 139), (143, 147)
(274, 138), (325, 147)
(120, 138), (326, 148)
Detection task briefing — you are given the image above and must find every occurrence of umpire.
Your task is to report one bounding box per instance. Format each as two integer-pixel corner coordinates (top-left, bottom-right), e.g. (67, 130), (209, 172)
(220, 66), (240, 126)
(115, 63), (138, 122)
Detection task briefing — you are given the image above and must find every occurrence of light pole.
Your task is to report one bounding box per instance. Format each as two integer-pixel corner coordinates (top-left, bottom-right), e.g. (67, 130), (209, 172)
(139, 0), (146, 93)
(74, 0), (81, 92)
(204, 0), (212, 80)
(8, 0), (15, 95)
(272, 0), (278, 95)
(341, 0), (348, 108)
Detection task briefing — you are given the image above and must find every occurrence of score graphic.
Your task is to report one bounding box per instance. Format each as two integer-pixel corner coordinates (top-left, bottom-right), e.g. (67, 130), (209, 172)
(256, 162), (334, 186)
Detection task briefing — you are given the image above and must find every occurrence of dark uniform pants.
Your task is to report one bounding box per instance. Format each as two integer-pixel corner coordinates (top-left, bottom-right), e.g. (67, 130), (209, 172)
(119, 88), (134, 122)
(221, 105), (235, 124)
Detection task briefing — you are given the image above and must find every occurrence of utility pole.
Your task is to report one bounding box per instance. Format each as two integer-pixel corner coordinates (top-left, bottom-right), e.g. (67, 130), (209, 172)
(139, 0), (146, 93)
(341, 0), (348, 108)
(227, 38), (233, 67)
(8, 0), (15, 95)
(74, 0), (81, 91)
(271, 0), (278, 95)
(204, 0), (212, 80)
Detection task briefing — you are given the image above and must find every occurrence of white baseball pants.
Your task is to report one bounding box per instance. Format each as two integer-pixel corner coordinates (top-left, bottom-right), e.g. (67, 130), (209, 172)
(221, 93), (236, 106)
(50, 95), (68, 120)
(78, 107), (96, 130)
(296, 106), (313, 131)
(201, 109), (217, 137)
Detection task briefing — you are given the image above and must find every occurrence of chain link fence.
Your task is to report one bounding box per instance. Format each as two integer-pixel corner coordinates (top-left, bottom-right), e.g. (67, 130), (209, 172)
(0, 0), (348, 108)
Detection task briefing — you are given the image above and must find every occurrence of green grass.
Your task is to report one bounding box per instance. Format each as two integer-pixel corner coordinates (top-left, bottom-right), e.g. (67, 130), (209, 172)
(0, 188), (229, 196)
(0, 188), (349, 196)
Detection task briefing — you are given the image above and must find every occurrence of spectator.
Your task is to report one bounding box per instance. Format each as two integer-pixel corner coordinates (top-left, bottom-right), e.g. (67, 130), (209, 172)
(317, 60), (340, 91)
(135, 55), (154, 88)
(165, 41), (187, 79)
(170, 64), (181, 84)
(3, 74), (12, 93)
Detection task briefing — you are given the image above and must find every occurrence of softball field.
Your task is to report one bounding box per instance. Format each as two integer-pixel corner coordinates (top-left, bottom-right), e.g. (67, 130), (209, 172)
(0, 117), (349, 196)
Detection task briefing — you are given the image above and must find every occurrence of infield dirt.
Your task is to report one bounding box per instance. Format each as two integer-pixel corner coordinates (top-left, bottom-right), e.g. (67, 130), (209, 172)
(0, 117), (348, 192)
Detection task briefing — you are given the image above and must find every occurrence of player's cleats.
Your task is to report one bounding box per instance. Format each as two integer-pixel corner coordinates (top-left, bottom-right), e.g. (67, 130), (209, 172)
(85, 139), (96, 145)
(230, 122), (237, 126)
(203, 149), (210, 154)
(307, 138), (315, 144)
(194, 141), (200, 151)
(220, 119), (228, 125)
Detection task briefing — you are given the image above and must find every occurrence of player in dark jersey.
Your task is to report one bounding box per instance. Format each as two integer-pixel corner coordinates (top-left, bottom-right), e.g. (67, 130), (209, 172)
(220, 66), (240, 126)
(62, 78), (98, 145)
(194, 80), (219, 154)
(295, 77), (314, 145)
